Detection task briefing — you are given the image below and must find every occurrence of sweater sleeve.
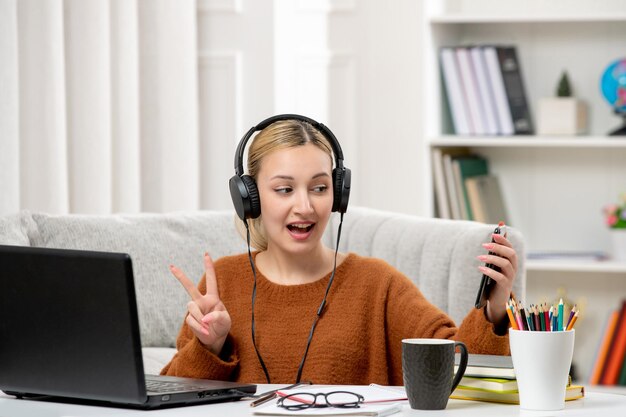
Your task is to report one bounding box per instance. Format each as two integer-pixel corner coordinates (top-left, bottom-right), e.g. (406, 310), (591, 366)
(160, 319), (239, 379)
(160, 273), (240, 380)
(384, 271), (509, 385)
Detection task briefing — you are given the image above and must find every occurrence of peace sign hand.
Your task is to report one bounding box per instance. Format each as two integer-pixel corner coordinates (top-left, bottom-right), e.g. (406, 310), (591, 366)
(169, 253), (231, 356)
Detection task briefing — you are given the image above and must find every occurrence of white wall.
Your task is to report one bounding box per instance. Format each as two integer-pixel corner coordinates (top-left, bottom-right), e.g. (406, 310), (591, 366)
(198, 0), (426, 215)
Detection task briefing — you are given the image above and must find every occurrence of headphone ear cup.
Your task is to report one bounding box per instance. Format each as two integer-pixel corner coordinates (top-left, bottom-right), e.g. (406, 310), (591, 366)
(332, 167), (350, 213)
(241, 175), (261, 219)
(229, 174), (261, 220)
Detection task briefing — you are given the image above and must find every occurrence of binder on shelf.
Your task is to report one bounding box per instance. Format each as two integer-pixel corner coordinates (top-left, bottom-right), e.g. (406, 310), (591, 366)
(470, 46), (500, 135)
(464, 175), (509, 225)
(483, 46), (514, 135)
(485, 46), (533, 135)
(440, 47), (473, 135)
(456, 47), (487, 135)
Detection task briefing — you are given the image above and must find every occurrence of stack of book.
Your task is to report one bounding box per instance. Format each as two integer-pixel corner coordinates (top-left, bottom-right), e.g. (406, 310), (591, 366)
(452, 354), (584, 404)
(589, 299), (626, 386)
(431, 150), (509, 223)
(440, 45), (533, 136)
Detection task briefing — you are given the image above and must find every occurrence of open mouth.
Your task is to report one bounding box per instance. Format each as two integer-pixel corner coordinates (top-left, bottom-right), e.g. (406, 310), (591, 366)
(287, 223), (315, 234)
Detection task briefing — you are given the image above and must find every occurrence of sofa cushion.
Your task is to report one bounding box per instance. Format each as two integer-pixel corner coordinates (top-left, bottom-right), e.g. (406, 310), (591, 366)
(0, 211), (34, 246)
(27, 211), (246, 348)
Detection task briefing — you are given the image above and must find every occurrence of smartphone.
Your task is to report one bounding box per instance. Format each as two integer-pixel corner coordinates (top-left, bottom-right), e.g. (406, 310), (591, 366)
(474, 222), (506, 309)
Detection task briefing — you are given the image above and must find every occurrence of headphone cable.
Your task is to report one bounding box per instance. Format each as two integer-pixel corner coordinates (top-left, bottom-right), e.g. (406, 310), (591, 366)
(245, 220), (272, 384)
(246, 213), (344, 384)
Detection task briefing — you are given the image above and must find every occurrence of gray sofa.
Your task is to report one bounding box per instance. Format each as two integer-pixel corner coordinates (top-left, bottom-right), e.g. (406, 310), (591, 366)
(0, 207), (525, 375)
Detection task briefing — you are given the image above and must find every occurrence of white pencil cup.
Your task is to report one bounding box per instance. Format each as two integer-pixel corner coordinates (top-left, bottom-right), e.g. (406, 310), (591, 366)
(509, 329), (575, 411)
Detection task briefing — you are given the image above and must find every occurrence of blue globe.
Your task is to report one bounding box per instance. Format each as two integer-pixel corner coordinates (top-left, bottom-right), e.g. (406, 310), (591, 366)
(601, 58), (626, 114)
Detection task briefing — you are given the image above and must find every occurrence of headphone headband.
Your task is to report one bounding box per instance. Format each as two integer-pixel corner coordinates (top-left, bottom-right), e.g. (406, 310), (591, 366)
(233, 114), (344, 176)
(230, 114), (351, 219)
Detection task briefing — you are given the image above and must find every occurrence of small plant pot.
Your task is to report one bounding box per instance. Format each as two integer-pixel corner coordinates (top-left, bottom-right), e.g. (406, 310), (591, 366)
(611, 229), (626, 262)
(537, 97), (588, 135)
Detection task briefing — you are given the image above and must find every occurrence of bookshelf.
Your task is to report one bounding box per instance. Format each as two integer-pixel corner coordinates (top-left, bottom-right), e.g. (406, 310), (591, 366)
(422, 0), (626, 386)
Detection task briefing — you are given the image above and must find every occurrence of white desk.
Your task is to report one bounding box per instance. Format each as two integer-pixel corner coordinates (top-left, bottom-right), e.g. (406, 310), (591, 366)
(1, 386), (625, 417)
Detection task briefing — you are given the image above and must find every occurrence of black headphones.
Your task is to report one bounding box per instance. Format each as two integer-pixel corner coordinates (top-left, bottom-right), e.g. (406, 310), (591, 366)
(229, 114), (351, 220)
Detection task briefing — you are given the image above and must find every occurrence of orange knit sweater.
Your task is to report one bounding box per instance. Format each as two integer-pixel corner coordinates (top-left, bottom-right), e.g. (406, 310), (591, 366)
(161, 253), (509, 385)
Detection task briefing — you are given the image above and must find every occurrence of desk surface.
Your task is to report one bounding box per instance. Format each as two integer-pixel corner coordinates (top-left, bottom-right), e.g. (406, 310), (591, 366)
(1, 386), (625, 417)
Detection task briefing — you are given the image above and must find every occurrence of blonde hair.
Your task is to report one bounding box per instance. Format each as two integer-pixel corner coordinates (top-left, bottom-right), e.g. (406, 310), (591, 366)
(235, 119), (334, 251)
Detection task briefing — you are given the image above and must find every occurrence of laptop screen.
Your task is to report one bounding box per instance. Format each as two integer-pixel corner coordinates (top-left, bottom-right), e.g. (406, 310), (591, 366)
(0, 245), (147, 404)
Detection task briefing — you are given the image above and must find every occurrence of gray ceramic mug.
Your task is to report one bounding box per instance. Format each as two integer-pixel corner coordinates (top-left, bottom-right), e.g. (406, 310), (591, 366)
(401, 338), (468, 410)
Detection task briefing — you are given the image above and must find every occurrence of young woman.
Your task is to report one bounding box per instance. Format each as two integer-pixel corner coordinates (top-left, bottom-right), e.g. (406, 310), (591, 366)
(161, 116), (517, 385)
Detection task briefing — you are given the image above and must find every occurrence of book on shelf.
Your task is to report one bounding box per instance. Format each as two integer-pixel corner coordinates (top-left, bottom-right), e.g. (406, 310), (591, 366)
(454, 353), (515, 379)
(431, 148), (450, 219)
(600, 300), (626, 385)
(451, 155), (489, 221)
(589, 309), (620, 385)
(440, 47), (472, 135)
(441, 150), (472, 220)
(450, 384), (584, 405)
(464, 174), (509, 225)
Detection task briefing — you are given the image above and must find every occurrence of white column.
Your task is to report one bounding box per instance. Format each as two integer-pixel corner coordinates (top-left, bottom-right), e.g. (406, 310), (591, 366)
(0, 0), (20, 214)
(17, 0), (69, 213)
(64, 0), (112, 214)
(111, 0), (141, 213)
(138, 0), (199, 212)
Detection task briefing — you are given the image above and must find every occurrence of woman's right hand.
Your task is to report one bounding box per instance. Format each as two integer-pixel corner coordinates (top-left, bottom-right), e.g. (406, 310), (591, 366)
(169, 253), (231, 356)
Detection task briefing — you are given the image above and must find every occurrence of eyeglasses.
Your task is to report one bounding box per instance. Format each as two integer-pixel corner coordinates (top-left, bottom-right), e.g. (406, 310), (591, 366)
(277, 391), (365, 410)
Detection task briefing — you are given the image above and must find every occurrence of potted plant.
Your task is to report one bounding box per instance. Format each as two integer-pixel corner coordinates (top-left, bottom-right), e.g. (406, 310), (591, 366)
(537, 71), (588, 135)
(603, 194), (626, 261)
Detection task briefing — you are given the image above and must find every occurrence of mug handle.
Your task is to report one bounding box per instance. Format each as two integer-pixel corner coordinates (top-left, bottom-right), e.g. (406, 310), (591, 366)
(450, 341), (468, 393)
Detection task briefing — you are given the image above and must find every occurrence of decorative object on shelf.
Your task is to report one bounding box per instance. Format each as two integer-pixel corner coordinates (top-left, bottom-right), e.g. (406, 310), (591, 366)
(537, 71), (588, 135)
(603, 194), (626, 261)
(600, 58), (626, 136)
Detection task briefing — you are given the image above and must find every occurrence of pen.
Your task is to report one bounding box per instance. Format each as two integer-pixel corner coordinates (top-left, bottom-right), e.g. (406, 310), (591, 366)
(249, 381), (313, 407)
(566, 305), (577, 329)
(506, 299), (518, 330)
(519, 304), (530, 331)
(566, 310), (579, 331)
(538, 304), (545, 331)
(532, 305), (540, 332)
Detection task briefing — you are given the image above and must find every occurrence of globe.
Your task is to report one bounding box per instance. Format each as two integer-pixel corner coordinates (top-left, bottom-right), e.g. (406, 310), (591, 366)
(600, 58), (626, 135)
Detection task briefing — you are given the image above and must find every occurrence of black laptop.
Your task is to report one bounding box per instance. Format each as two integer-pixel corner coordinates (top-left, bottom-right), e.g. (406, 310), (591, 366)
(0, 245), (256, 409)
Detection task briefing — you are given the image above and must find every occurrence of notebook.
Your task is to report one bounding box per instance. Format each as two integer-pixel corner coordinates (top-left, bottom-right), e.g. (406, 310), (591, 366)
(0, 245), (256, 409)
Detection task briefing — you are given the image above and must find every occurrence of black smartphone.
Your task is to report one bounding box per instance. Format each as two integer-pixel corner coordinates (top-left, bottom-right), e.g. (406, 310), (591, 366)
(474, 222), (506, 309)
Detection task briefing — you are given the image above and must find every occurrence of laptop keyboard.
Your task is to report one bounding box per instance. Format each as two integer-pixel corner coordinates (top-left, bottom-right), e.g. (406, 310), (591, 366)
(145, 380), (208, 393)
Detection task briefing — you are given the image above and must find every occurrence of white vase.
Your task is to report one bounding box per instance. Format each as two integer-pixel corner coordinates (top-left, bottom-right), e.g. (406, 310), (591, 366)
(611, 229), (626, 262)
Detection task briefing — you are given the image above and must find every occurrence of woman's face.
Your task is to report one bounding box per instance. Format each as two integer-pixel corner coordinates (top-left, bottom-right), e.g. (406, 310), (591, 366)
(256, 143), (334, 256)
